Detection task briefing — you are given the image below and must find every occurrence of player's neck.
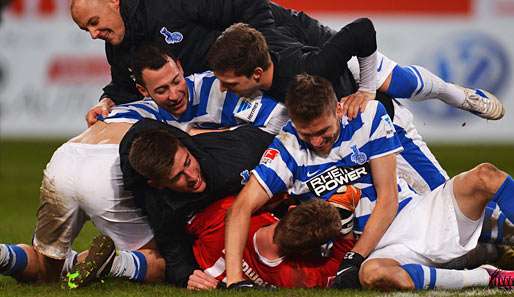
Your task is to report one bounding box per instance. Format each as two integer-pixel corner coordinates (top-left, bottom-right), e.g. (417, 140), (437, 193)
(255, 224), (281, 260)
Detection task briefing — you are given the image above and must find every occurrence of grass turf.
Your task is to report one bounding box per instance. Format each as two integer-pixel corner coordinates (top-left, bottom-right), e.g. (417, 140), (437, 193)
(0, 139), (513, 296)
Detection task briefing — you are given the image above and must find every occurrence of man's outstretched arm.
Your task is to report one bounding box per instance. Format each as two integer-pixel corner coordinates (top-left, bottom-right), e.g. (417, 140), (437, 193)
(352, 153), (398, 257)
(224, 175), (270, 286)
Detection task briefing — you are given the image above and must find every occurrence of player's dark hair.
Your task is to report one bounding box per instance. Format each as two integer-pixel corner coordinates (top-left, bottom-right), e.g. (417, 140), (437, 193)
(285, 74), (338, 123)
(129, 129), (181, 181)
(273, 199), (342, 258)
(131, 44), (176, 86)
(208, 23), (271, 77)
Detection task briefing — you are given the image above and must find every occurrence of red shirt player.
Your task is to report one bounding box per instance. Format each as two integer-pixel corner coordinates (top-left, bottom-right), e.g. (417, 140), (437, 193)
(186, 196), (355, 288)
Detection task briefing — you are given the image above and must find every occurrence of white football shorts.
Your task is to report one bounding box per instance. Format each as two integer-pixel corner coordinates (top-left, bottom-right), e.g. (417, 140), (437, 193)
(33, 142), (154, 259)
(367, 178), (484, 266)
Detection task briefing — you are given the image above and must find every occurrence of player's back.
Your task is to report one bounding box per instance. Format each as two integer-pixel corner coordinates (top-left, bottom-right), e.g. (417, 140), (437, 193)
(68, 121), (132, 145)
(187, 196), (355, 288)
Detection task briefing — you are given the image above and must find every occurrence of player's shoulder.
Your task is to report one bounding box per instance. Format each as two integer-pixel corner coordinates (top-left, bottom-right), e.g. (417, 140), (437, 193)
(359, 100), (388, 124)
(189, 70), (216, 82)
(274, 121), (305, 153)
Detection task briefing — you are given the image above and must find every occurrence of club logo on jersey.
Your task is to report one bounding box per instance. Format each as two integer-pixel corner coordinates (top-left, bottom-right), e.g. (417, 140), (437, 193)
(260, 148), (279, 165)
(240, 169), (250, 185)
(160, 27), (183, 44)
(307, 164), (370, 197)
(350, 145), (367, 165)
(381, 114), (395, 138)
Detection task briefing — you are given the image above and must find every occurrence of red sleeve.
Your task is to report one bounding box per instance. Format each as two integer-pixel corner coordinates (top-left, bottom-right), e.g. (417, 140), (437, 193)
(271, 236), (355, 288)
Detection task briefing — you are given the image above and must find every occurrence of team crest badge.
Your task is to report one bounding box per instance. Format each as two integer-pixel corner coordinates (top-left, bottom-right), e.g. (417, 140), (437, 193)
(160, 27), (183, 44)
(350, 145), (367, 165)
(240, 170), (250, 185)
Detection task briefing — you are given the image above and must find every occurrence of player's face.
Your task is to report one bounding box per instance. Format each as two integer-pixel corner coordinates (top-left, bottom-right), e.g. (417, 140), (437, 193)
(156, 145), (206, 193)
(214, 70), (261, 97)
(294, 107), (342, 155)
(71, 0), (126, 45)
(140, 58), (189, 118)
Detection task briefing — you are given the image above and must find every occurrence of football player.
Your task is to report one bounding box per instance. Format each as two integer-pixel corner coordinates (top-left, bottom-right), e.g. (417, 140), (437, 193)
(224, 73), (514, 290)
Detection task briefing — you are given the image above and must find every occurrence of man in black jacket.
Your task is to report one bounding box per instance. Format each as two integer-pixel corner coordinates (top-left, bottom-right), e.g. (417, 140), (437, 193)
(118, 119), (275, 286)
(70, 0), (372, 125)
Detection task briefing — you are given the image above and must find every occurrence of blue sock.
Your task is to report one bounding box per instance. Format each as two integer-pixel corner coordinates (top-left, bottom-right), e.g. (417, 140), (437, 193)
(401, 264), (435, 290)
(131, 251), (147, 282)
(0, 245), (28, 275)
(386, 65), (419, 98)
(492, 176), (514, 223)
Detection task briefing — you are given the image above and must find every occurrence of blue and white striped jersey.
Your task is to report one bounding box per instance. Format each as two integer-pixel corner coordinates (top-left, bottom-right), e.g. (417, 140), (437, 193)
(100, 71), (289, 135)
(252, 101), (418, 233)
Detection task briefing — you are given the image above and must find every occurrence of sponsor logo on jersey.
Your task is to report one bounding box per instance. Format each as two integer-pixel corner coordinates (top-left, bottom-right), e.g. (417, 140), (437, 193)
(307, 164), (370, 197)
(235, 98), (261, 123)
(350, 145), (368, 165)
(160, 27), (183, 44)
(242, 260), (270, 286)
(261, 148), (279, 165)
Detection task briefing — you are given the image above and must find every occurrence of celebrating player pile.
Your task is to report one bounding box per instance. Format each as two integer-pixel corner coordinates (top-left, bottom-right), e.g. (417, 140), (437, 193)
(1, 0), (512, 292)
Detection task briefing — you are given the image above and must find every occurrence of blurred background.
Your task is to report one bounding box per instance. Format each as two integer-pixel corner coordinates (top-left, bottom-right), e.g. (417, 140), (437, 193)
(0, 0), (512, 290)
(0, 0), (513, 142)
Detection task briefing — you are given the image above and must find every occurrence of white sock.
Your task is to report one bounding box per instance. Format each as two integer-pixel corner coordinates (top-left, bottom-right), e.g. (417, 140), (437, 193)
(61, 250), (78, 275)
(410, 65), (466, 107)
(403, 263), (489, 289)
(435, 267), (489, 289)
(109, 251), (147, 282)
(0, 244), (8, 269)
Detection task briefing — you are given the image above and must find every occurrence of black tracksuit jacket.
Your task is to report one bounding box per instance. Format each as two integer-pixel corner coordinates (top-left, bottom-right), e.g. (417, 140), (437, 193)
(119, 119), (274, 286)
(102, 0), (376, 104)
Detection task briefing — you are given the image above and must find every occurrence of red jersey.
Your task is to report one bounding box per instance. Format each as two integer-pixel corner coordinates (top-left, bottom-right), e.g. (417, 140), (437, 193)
(186, 196), (355, 288)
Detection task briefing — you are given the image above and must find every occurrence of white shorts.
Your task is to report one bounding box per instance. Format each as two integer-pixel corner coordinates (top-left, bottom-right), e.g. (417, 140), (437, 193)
(347, 51), (397, 89)
(33, 142), (154, 259)
(368, 178), (484, 266)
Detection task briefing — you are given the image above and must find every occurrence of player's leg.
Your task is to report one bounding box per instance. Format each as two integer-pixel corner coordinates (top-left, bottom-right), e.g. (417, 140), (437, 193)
(362, 251), (513, 290)
(359, 258), (415, 290)
(108, 239), (164, 283)
(453, 163), (512, 221)
(379, 62), (504, 120)
(66, 236), (165, 288)
(5, 145), (87, 282)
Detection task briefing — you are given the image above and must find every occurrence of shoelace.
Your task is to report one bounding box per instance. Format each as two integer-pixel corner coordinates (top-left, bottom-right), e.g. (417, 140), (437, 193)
(490, 269), (513, 289)
(469, 93), (491, 114)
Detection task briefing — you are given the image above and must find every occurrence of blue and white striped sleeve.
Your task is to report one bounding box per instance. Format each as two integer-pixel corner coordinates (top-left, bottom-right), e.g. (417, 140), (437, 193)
(100, 101), (160, 123)
(252, 135), (297, 198)
(364, 102), (403, 160)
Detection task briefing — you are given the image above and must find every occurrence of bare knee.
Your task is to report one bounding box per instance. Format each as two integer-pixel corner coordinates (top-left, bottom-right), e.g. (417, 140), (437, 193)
(360, 260), (414, 290)
(469, 163), (506, 195)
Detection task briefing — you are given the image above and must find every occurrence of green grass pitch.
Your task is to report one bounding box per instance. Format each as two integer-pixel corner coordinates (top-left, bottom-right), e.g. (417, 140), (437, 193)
(0, 139), (513, 296)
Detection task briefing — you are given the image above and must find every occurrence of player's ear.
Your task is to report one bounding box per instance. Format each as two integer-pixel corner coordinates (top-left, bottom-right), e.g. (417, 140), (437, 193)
(136, 83), (150, 97)
(287, 205), (297, 212)
(253, 67), (264, 81)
